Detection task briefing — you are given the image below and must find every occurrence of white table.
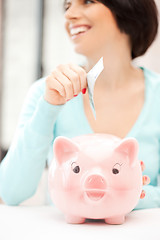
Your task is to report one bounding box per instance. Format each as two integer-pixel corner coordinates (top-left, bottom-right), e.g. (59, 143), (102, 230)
(0, 205), (160, 240)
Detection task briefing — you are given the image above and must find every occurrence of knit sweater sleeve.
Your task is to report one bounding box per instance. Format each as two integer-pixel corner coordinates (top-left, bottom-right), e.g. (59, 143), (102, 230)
(134, 185), (160, 210)
(0, 78), (64, 205)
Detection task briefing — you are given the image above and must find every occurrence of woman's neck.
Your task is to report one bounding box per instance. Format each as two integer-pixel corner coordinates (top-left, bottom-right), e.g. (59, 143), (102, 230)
(85, 51), (141, 92)
(84, 36), (142, 92)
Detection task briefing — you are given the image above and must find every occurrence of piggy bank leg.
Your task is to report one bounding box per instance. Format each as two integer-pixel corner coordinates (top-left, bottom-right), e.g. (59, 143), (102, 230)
(65, 215), (85, 224)
(105, 216), (125, 225)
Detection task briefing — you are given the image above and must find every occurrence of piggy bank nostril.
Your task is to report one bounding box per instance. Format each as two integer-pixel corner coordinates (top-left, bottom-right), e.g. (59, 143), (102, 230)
(85, 175), (106, 189)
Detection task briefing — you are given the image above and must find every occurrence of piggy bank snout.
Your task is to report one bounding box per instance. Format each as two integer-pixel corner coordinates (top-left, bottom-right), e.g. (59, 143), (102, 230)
(84, 175), (107, 189)
(83, 174), (107, 202)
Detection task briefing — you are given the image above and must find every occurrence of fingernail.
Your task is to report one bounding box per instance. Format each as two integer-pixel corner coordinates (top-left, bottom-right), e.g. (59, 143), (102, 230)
(142, 192), (145, 198)
(74, 94), (78, 97)
(82, 88), (86, 94)
(145, 176), (150, 184)
(66, 99), (70, 102)
(140, 191), (145, 199)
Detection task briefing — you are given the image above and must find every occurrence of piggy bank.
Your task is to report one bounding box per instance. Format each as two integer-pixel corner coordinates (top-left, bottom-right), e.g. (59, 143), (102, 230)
(48, 133), (142, 224)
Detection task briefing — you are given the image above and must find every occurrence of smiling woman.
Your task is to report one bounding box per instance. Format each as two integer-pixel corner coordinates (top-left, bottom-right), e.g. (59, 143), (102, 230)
(0, 0), (160, 210)
(63, 0), (123, 57)
(63, 0), (158, 59)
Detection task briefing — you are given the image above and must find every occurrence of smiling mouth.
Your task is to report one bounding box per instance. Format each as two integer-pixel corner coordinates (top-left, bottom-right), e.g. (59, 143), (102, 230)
(70, 26), (91, 39)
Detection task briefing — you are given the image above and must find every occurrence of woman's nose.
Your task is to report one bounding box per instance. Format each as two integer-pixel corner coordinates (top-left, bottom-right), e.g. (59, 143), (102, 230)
(64, 3), (82, 20)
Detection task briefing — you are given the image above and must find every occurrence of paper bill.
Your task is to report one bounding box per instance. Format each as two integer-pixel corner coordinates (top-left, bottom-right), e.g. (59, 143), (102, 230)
(87, 57), (104, 119)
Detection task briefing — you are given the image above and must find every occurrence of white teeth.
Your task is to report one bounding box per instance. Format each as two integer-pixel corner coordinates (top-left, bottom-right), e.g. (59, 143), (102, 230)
(70, 26), (89, 36)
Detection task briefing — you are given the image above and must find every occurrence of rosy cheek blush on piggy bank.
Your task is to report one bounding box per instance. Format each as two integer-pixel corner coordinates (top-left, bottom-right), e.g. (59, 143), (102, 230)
(48, 134), (142, 224)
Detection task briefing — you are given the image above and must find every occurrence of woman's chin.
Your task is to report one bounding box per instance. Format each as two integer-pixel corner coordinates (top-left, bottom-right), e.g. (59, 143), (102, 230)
(73, 46), (91, 57)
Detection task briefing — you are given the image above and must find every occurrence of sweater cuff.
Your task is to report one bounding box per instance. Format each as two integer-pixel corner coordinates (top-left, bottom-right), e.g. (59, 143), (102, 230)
(134, 185), (160, 210)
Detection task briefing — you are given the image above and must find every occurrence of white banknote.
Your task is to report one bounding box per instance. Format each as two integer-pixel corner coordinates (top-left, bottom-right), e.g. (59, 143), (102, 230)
(87, 57), (104, 119)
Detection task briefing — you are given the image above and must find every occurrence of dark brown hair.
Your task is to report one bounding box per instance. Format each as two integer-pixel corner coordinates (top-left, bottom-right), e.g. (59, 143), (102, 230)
(98, 0), (159, 59)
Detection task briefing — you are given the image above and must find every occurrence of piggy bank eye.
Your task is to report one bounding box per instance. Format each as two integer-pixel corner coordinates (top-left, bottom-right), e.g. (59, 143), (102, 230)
(112, 163), (121, 175)
(73, 166), (80, 174)
(71, 162), (80, 174)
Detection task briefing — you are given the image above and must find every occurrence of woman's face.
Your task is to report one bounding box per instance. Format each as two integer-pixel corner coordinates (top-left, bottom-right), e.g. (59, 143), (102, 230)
(64, 0), (122, 57)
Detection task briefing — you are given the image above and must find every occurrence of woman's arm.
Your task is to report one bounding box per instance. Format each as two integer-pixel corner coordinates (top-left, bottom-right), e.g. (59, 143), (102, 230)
(0, 63), (87, 205)
(135, 161), (160, 209)
(0, 79), (64, 205)
(135, 184), (160, 210)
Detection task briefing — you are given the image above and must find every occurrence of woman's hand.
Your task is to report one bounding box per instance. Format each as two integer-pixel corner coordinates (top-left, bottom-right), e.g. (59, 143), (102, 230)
(44, 63), (87, 105)
(140, 160), (150, 199)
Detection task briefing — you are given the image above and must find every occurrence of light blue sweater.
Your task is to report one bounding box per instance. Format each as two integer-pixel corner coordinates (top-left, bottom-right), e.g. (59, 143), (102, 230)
(0, 67), (160, 209)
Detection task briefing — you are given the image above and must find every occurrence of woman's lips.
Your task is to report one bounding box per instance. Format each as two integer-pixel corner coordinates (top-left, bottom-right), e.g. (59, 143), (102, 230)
(69, 25), (91, 39)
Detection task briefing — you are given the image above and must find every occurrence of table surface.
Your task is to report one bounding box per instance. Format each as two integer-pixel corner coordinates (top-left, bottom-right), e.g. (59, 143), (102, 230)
(0, 205), (160, 240)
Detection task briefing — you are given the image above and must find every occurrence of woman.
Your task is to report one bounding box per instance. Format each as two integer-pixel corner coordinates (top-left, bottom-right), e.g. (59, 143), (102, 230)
(0, 0), (159, 208)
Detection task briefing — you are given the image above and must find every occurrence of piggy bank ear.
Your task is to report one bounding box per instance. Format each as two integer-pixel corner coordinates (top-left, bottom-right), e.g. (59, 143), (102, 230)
(53, 136), (80, 165)
(115, 138), (139, 167)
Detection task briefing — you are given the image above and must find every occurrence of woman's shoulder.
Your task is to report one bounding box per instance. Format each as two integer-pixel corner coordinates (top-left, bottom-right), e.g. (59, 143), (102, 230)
(142, 67), (160, 85)
(141, 67), (160, 93)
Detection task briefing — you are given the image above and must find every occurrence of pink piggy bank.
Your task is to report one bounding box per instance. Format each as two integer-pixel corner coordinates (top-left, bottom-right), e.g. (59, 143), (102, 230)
(48, 133), (142, 224)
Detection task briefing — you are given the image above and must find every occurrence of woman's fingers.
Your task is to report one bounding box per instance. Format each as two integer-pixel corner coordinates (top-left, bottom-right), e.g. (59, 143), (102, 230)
(139, 160), (150, 200)
(140, 190), (146, 199)
(51, 69), (75, 100)
(44, 63), (87, 105)
(143, 175), (150, 185)
(140, 160), (150, 185)
(56, 64), (87, 99)
(57, 65), (79, 98)
(67, 63), (87, 92)
(140, 160), (145, 172)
